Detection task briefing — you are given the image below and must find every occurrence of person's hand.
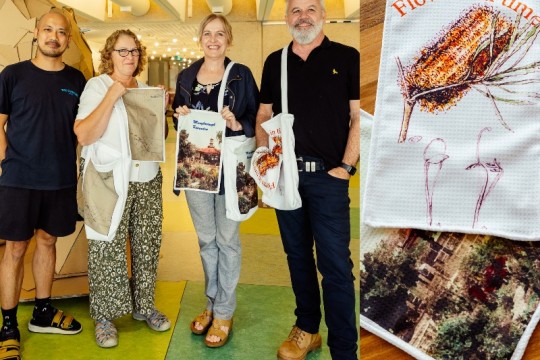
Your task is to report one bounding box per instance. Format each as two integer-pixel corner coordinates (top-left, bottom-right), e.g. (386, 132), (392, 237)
(328, 166), (351, 180)
(174, 105), (191, 118)
(108, 81), (127, 101)
(221, 106), (242, 131)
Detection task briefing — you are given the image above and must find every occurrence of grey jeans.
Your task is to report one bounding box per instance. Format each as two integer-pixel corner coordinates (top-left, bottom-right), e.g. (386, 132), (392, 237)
(185, 191), (241, 320)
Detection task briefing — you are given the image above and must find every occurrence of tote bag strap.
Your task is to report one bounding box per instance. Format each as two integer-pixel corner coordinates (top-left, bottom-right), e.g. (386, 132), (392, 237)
(217, 61), (236, 112)
(281, 46), (288, 113)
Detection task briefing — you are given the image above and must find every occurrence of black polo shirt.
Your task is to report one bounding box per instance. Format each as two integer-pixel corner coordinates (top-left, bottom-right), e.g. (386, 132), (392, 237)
(260, 36), (359, 170)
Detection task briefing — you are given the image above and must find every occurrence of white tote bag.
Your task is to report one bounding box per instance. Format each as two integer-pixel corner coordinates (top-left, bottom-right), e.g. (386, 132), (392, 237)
(223, 135), (258, 221)
(80, 142), (129, 242)
(250, 47), (301, 210)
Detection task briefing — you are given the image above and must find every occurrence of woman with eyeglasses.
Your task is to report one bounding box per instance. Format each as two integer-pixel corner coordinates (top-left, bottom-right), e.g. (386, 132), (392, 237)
(74, 29), (170, 348)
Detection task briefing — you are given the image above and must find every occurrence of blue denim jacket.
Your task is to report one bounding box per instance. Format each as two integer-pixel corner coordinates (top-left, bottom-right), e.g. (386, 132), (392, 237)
(172, 57), (259, 138)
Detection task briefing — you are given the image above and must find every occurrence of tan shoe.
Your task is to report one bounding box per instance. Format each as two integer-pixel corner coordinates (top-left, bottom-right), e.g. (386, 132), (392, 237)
(204, 317), (233, 348)
(190, 309), (213, 335)
(277, 326), (322, 360)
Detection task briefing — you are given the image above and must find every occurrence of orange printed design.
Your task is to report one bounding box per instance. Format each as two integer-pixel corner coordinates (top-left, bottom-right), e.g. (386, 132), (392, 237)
(256, 153), (280, 176)
(256, 134), (283, 175)
(396, 5), (540, 143)
(271, 136), (282, 155)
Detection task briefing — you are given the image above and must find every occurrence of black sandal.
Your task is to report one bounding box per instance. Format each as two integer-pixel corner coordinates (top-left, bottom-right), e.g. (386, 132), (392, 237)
(28, 309), (82, 335)
(0, 338), (20, 360)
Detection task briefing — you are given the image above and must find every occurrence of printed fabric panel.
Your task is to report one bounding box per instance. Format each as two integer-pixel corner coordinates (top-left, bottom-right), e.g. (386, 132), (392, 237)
(360, 109), (540, 360)
(362, 0), (540, 240)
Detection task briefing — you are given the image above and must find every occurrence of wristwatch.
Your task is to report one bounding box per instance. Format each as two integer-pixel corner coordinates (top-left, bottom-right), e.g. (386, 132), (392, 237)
(340, 162), (357, 176)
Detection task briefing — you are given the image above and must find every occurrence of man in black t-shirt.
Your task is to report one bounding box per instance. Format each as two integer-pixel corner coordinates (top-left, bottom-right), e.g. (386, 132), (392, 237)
(0, 9), (86, 357)
(255, 0), (359, 359)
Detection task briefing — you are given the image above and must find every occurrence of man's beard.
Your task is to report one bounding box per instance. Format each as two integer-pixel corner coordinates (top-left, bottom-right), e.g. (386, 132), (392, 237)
(37, 41), (65, 58)
(288, 18), (324, 45)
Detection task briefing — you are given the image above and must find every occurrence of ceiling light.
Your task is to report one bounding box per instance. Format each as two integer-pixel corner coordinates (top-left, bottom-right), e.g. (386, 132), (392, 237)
(176, 51), (180, 55)
(163, 53), (167, 57)
(167, 47), (171, 52)
(192, 37), (197, 42)
(151, 55), (155, 59)
(154, 42), (159, 47)
(190, 51), (194, 55)
(137, 34), (142, 40)
(152, 51), (156, 55)
(182, 48), (187, 52)
(173, 38), (177, 43)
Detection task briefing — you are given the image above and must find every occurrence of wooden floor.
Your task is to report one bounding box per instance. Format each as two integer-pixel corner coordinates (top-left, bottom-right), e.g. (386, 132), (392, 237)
(359, 1), (540, 359)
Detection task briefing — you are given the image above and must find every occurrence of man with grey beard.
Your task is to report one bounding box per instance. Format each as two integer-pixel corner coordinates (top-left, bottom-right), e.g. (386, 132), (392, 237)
(0, 9), (86, 358)
(255, 0), (359, 359)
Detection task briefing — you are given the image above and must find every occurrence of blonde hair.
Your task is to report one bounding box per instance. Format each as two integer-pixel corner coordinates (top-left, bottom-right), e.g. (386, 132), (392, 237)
(99, 29), (147, 76)
(197, 14), (233, 46)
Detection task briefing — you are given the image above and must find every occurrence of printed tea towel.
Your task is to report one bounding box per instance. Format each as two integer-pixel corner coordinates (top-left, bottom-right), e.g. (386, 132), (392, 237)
(173, 61), (235, 193)
(173, 110), (226, 193)
(362, 0), (540, 241)
(360, 110), (540, 360)
(123, 88), (166, 162)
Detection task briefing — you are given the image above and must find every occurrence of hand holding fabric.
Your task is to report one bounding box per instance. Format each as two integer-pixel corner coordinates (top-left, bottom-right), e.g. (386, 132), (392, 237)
(221, 106), (242, 131)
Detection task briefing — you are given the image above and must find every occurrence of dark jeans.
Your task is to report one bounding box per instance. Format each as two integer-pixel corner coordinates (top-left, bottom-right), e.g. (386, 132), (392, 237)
(276, 171), (358, 359)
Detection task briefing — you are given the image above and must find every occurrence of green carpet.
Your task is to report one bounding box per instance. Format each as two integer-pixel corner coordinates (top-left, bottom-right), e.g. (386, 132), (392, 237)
(167, 282), (333, 360)
(10, 281), (358, 359)
(16, 281), (185, 360)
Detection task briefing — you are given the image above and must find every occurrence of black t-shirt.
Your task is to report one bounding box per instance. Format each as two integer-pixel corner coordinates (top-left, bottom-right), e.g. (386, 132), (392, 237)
(0, 60), (86, 189)
(260, 37), (359, 169)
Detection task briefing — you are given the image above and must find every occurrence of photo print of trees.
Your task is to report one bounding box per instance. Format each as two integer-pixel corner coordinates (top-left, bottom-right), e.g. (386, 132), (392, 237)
(175, 128), (223, 192)
(235, 160), (258, 214)
(361, 229), (540, 359)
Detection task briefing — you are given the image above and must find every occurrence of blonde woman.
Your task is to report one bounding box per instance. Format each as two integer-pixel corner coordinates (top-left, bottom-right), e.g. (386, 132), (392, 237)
(173, 14), (259, 347)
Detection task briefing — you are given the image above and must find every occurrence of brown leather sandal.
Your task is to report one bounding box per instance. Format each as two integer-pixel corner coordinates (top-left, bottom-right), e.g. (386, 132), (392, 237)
(204, 318), (233, 348)
(189, 309), (213, 335)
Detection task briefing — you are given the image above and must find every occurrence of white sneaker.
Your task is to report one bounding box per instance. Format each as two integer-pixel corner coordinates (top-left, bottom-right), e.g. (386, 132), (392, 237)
(133, 309), (171, 332)
(95, 320), (118, 348)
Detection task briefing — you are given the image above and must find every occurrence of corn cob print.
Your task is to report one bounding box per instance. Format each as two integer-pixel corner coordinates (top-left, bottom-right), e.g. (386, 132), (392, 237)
(397, 5), (516, 143)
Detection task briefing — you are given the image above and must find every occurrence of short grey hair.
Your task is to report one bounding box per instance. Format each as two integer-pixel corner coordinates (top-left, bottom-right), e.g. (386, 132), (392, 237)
(285, 0), (326, 14)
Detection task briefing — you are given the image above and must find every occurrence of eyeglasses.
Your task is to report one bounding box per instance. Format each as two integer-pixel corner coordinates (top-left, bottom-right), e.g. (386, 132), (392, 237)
(113, 48), (141, 57)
